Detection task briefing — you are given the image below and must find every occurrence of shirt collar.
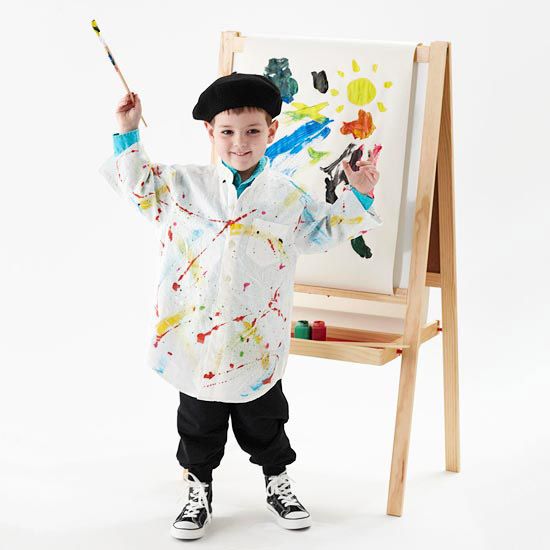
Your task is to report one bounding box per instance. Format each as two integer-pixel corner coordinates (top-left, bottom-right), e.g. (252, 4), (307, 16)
(220, 155), (269, 188)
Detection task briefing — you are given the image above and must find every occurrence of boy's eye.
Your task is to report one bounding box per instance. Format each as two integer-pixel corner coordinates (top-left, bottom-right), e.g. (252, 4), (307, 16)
(220, 129), (260, 135)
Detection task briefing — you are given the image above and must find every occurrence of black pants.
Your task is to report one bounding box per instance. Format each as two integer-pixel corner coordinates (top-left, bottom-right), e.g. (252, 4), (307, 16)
(176, 380), (296, 482)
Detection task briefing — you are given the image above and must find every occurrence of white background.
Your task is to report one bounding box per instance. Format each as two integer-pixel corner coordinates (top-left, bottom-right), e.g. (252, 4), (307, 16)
(1, 1), (549, 549)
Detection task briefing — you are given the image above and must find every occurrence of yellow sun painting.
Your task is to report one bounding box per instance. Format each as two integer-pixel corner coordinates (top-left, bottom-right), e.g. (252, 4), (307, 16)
(331, 59), (393, 115)
(330, 59), (393, 140)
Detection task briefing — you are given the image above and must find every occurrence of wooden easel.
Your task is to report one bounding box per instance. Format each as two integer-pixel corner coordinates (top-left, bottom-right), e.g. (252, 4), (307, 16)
(215, 34), (460, 518)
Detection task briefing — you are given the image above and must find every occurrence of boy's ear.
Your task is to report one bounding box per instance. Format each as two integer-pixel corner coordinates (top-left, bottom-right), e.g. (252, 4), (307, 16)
(204, 121), (214, 143)
(267, 119), (279, 144)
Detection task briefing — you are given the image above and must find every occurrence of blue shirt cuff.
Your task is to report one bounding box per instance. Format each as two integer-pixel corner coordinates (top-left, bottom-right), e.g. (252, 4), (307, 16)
(351, 186), (375, 210)
(113, 129), (140, 156)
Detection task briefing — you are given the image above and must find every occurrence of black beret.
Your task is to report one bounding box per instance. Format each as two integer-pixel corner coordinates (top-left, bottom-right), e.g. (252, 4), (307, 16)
(192, 72), (282, 122)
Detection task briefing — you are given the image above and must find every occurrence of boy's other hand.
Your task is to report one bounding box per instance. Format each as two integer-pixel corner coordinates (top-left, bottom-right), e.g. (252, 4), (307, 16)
(342, 158), (380, 197)
(116, 92), (141, 134)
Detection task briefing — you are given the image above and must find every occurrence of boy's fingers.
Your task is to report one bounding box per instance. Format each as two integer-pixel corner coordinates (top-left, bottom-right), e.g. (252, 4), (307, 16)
(341, 160), (354, 180)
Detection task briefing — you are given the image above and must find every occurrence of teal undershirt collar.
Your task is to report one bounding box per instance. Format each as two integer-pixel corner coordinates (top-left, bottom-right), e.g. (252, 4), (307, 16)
(222, 155), (268, 197)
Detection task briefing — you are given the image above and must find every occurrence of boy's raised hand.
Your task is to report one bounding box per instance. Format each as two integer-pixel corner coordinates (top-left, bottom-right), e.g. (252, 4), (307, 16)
(341, 157), (380, 197)
(116, 92), (142, 134)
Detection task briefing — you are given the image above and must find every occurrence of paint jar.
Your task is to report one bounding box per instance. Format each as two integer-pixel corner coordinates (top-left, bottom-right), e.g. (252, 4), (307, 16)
(311, 320), (327, 341)
(294, 320), (311, 339)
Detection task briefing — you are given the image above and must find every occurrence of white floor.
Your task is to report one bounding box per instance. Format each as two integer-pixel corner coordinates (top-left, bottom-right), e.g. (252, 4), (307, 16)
(2, 317), (548, 550)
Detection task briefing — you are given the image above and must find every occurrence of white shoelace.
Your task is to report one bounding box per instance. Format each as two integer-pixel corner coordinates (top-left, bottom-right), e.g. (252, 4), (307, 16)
(266, 472), (300, 507)
(177, 472), (212, 523)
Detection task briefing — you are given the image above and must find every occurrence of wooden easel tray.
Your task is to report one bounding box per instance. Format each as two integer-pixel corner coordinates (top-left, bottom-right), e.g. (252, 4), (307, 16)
(290, 320), (440, 366)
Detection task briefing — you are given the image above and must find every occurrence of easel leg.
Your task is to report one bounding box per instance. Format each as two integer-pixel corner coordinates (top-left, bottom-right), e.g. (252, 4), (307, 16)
(387, 345), (420, 516)
(386, 41), (451, 515)
(438, 42), (460, 473)
(441, 291), (460, 472)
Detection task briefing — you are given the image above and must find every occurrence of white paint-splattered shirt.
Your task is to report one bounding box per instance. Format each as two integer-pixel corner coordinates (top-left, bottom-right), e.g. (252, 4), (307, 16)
(99, 136), (383, 402)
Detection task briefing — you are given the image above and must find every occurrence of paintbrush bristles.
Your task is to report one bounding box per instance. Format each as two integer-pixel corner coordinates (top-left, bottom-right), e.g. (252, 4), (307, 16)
(91, 20), (100, 36)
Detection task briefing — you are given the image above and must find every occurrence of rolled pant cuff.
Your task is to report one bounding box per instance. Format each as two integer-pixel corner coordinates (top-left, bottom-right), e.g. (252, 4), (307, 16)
(262, 464), (288, 476)
(185, 467), (213, 483)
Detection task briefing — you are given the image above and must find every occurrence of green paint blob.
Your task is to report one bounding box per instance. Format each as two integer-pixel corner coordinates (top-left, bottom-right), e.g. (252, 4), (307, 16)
(351, 236), (373, 259)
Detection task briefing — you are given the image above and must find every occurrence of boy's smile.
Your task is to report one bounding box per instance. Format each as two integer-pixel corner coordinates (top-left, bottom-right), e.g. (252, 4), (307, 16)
(204, 109), (278, 181)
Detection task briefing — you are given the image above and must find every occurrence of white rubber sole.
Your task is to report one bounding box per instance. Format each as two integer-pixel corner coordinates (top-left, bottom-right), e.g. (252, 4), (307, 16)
(170, 516), (211, 540)
(266, 503), (312, 529)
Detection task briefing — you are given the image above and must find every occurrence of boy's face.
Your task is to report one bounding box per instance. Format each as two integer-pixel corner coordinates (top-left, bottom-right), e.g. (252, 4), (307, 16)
(204, 109), (278, 179)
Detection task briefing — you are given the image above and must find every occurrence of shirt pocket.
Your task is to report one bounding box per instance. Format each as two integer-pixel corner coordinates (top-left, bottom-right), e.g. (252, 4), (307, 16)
(245, 218), (293, 268)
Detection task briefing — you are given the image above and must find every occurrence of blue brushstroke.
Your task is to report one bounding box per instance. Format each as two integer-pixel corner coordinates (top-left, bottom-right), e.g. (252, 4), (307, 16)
(265, 119), (333, 160)
(154, 354), (168, 374)
(191, 228), (204, 242)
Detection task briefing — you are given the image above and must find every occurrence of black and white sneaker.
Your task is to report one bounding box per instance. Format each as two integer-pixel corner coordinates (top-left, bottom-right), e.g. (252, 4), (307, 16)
(265, 471), (312, 529)
(170, 472), (213, 540)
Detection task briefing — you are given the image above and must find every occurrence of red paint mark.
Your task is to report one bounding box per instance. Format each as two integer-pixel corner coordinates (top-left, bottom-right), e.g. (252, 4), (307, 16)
(261, 211), (266, 215)
(243, 282), (251, 291)
(167, 351), (173, 356)
(278, 263), (285, 270)
(262, 373), (274, 385)
(371, 144), (383, 167)
(168, 226), (173, 241)
(195, 313), (252, 347)
(265, 343), (270, 348)
(203, 371), (215, 379)
(229, 363), (235, 368)
(172, 282), (180, 291)
(196, 321), (229, 344)
(153, 324), (179, 348)
(167, 208), (258, 291)
(151, 165), (162, 177)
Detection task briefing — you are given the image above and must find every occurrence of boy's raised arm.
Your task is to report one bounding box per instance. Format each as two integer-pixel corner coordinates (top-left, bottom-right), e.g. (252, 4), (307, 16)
(290, 180), (383, 256)
(98, 93), (177, 226)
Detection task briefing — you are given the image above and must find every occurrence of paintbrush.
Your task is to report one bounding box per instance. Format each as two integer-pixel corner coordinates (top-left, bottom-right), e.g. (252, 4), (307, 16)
(91, 19), (148, 128)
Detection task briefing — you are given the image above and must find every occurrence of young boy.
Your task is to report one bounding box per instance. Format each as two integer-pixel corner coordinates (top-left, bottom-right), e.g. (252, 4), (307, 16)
(99, 73), (382, 540)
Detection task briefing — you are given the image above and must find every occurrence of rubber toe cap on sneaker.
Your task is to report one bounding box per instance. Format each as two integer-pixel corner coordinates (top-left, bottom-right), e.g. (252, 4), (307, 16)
(286, 510), (310, 519)
(173, 520), (199, 529)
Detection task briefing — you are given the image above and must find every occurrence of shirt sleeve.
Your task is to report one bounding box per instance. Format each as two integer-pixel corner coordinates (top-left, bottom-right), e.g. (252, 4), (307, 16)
(113, 129), (140, 156)
(291, 181), (383, 256)
(350, 186), (375, 210)
(99, 138), (178, 226)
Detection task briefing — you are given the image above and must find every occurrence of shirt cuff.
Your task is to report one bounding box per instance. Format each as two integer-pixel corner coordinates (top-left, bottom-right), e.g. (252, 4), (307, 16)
(113, 129), (140, 156)
(351, 186), (375, 210)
